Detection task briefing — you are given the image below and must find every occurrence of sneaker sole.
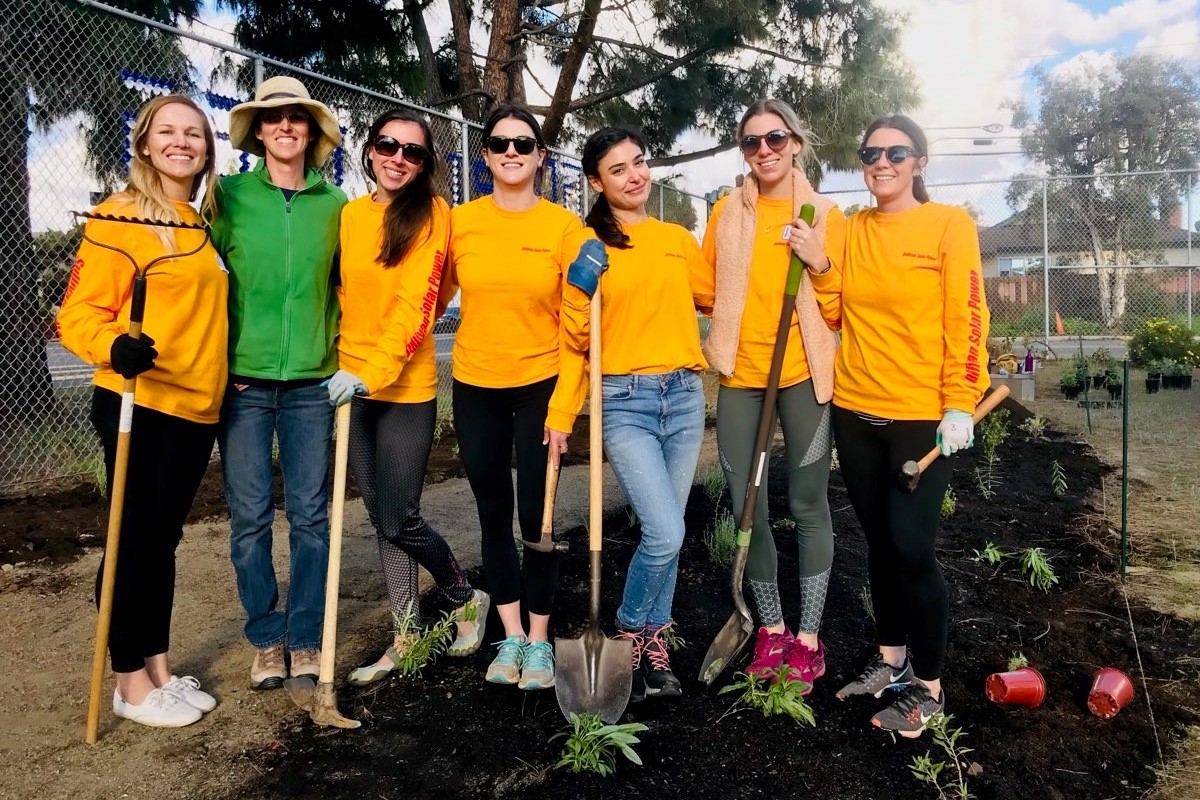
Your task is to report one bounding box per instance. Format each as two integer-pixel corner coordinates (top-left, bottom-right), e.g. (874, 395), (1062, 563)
(518, 678), (555, 690)
(486, 673), (520, 685)
(251, 676), (285, 691)
(644, 686), (682, 698)
(115, 708), (202, 727)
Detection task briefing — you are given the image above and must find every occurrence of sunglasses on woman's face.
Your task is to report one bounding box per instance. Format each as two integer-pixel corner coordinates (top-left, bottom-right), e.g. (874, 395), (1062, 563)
(858, 145), (919, 165)
(485, 135), (539, 156)
(373, 136), (429, 165)
(260, 110), (311, 126)
(739, 129), (792, 156)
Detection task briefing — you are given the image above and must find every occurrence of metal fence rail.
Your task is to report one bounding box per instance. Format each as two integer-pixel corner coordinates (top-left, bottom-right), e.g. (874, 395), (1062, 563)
(1, 0), (706, 495)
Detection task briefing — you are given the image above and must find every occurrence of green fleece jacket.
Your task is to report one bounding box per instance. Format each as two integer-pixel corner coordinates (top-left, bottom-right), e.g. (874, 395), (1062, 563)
(212, 160), (347, 380)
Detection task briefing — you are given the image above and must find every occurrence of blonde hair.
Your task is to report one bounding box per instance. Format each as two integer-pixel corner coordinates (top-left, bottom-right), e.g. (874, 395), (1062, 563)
(737, 98), (821, 173)
(115, 95), (218, 246)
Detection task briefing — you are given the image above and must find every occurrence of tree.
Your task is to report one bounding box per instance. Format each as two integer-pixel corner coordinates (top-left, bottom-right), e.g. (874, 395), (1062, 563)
(0, 0), (195, 429)
(1006, 55), (1200, 328)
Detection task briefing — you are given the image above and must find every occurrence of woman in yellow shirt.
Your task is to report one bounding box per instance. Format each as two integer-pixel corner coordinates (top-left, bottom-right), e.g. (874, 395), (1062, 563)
(545, 126), (713, 701)
(701, 98), (843, 693)
(323, 109), (489, 685)
(815, 115), (990, 738)
(58, 95), (227, 728)
(441, 104), (582, 689)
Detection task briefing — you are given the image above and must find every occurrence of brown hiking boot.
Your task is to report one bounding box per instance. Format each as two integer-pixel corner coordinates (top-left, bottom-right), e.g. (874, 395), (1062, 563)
(290, 648), (321, 680)
(250, 644), (287, 690)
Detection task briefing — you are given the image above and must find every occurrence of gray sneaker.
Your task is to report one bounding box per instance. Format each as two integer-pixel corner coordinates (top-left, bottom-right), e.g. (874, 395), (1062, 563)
(485, 635), (527, 685)
(871, 683), (945, 738)
(836, 653), (914, 700)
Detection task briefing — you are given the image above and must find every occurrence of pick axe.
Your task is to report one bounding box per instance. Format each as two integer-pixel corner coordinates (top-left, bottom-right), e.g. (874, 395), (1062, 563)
(898, 385), (1010, 493)
(519, 452), (569, 553)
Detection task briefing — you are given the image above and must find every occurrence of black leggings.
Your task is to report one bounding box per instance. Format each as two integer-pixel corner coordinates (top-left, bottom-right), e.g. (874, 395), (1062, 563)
(831, 406), (953, 682)
(91, 387), (217, 673)
(452, 377), (558, 615)
(349, 397), (473, 617)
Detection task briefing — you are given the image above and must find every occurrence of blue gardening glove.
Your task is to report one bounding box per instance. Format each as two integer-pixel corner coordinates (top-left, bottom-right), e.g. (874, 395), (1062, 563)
(566, 239), (608, 297)
(110, 333), (157, 379)
(322, 369), (366, 407)
(936, 410), (974, 457)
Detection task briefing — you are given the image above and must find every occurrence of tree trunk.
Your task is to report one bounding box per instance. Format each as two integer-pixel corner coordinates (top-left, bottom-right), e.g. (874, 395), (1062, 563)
(541, 0), (602, 146)
(446, 0), (484, 121)
(404, 0), (442, 104)
(482, 0), (521, 111)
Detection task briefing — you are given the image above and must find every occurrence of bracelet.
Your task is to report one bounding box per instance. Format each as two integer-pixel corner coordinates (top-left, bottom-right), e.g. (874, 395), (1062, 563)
(806, 262), (832, 276)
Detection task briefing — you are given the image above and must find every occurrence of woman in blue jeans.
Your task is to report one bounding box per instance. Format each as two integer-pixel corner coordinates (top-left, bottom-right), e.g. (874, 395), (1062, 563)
(546, 126), (714, 701)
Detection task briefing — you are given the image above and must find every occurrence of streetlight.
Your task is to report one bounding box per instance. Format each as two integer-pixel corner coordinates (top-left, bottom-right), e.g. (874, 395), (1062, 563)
(925, 123), (1006, 134)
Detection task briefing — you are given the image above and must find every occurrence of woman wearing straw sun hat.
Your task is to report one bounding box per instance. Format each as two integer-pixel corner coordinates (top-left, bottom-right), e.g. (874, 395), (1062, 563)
(212, 76), (348, 693)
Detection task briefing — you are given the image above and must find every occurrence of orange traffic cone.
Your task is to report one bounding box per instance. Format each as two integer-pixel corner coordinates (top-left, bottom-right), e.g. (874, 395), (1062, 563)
(1054, 311), (1064, 334)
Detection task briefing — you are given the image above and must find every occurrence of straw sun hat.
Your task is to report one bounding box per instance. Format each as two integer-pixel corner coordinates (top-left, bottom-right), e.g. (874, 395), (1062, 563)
(228, 76), (341, 168)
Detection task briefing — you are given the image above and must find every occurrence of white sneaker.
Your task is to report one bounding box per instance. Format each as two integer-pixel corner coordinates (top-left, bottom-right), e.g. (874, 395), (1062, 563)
(112, 687), (202, 728)
(162, 675), (217, 713)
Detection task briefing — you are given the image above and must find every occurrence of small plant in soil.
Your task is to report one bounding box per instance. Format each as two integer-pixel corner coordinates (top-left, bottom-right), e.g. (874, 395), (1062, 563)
(909, 713), (976, 800)
(973, 408), (1010, 500)
(971, 542), (1007, 565)
(1018, 415), (1047, 441)
(718, 670), (816, 726)
(551, 712), (648, 777)
(940, 488), (957, 519)
(700, 463), (726, 502)
(1050, 460), (1068, 497)
(625, 507), (639, 528)
(661, 625), (687, 652)
(705, 510), (737, 566)
(391, 604), (455, 676)
(1007, 652), (1029, 671)
(1019, 547), (1059, 592)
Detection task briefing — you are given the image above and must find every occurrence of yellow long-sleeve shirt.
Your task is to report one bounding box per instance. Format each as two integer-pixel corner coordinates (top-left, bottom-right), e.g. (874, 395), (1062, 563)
(443, 196), (583, 388)
(57, 196), (228, 424)
(336, 195), (449, 403)
(811, 202), (990, 419)
(545, 218), (714, 432)
(702, 195), (846, 389)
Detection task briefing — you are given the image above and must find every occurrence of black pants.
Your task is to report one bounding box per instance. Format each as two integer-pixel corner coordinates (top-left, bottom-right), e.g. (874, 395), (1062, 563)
(349, 396), (473, 616)
(831, 406), (953, 681)
(452, 377), (558, 615)
(91, 387), (217, 673)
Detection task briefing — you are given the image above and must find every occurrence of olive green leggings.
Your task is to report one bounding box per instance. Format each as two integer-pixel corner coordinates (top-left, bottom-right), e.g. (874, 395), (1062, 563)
(715, 379), (833, 632)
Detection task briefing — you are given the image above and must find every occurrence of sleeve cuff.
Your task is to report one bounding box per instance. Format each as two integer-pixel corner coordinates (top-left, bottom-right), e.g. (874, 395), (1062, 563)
(544, 408), (578, 434)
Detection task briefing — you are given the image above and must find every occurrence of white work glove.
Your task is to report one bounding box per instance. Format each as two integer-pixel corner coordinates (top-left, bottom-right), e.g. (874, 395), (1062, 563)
(936, 410), (974, 457)
(322, 369), (367, 407)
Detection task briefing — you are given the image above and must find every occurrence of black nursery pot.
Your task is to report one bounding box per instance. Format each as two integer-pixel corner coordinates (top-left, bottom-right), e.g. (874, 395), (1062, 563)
(1107, 384), (1123, 401)
(1063, 386), (1081, 400)
(1183, 374), (1194, 390)
(1092, 375), (1106, 389)
(1164, 375), (1180, 389)
(1145, 377), (1160, 394)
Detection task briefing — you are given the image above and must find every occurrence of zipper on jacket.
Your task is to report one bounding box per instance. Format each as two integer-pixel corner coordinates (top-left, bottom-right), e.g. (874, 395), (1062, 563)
(280, 192), (294, 376)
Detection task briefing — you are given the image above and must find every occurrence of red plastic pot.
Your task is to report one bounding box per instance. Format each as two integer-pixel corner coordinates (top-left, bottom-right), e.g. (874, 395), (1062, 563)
(1088, 667), (1135, 720)
(985, 667), (1046, 708)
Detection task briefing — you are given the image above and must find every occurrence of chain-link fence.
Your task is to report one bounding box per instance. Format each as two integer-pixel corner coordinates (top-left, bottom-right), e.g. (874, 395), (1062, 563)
(1, 0), (707, 495)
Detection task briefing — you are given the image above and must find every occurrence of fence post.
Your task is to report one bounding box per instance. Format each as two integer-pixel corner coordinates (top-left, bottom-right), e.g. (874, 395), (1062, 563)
(1189, 173), (1194, 329)
(1042, 178), (1051, 344)
(659, 186), (665, 220)
(254, 57), (264, 88)
(582, 180), (590, 213)
(459, 121), (471, 205)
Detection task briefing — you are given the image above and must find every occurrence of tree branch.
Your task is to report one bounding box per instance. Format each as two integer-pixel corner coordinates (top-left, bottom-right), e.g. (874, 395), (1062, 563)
(647, 140), (737, 168)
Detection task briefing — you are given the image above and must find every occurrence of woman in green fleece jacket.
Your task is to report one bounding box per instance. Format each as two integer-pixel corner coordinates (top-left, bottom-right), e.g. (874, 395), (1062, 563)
(211, 76), (347, 691)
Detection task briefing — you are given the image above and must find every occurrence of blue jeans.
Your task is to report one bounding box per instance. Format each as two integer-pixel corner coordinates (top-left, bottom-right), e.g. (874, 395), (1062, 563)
(219, 382), (332, 650)
(602, 370), (706, 630)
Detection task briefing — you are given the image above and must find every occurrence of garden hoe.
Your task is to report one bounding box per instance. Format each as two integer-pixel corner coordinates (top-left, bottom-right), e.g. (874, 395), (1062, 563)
(520, 452), (568, 553)
(898, 384), (1011, 493)
(699, 204), (815, 687)
(284, 403), (361, 729)
(555, 285), (633, 724)
(78, 211), (212, 745)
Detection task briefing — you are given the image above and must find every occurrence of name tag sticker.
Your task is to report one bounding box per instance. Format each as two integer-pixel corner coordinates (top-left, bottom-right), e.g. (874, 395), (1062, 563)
(781, 225), (793, 241)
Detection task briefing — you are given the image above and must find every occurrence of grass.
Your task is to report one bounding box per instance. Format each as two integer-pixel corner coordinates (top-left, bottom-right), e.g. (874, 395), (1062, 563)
(704, 509), (738, 567)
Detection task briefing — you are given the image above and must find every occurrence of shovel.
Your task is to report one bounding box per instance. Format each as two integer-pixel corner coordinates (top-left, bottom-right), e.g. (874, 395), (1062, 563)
(699, 204), (815, 686)
(554, 285), (633, 723)
(285, 402), (361, 729)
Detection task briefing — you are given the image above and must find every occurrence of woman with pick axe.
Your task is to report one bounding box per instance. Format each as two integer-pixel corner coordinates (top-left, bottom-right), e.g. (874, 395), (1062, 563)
(815, 115), (991, 738)
(59, 94), (226, 729)
(545, 126), (714, 702)
(701, 98), (843, 693)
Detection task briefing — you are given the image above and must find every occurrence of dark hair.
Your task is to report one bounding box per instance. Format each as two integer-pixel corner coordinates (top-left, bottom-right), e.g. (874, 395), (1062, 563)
(860, 115), (930, 203)
(361, 109), (441, 268)
(481, 103), (547, 148)
(581, 126), (648, 250)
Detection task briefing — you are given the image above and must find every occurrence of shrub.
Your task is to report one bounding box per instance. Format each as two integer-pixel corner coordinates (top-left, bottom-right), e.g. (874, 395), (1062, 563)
(1127, 318), (1200, 368)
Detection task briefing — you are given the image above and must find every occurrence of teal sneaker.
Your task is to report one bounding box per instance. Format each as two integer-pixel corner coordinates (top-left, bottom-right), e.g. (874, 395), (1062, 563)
(519, 640), (555, 690)
(485, 635), (526, 684)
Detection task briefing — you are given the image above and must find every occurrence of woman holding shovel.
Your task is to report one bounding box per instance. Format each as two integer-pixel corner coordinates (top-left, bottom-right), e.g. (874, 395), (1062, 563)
(545, 126), (714, 702)
(326, 109), (489, 686)
(701, 98), (843, 693)
(815, 115), (990, 738)
(59, 94), (226, 728)
(441, 104), (582, 689)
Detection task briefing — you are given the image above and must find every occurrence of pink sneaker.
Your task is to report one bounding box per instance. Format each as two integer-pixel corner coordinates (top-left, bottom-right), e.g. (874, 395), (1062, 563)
(746, 627), (794, 681)
(783, 639), (827, 695)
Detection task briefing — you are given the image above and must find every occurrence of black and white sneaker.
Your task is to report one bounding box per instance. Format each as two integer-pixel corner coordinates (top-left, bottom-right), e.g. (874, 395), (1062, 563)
(836, 652), (914, 700)
(871, 683), (945, 738)
(642, 623), (682, 699)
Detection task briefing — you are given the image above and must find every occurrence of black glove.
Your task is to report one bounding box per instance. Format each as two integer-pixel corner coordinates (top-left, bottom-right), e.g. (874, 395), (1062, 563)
(110, 333), (158, 379)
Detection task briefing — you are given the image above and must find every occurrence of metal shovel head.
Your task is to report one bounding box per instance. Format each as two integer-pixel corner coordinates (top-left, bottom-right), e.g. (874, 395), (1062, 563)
(698, 609), (755, 686)
(554, 624), (633, 724)
(284, 674), (317, 710)
(308, 681), (362, 729)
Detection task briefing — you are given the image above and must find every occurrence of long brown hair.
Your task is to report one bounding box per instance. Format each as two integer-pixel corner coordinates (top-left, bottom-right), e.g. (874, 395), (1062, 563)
(582, 126), (647, 250)
(861, 115), (930, 203)
(361, 109), (440, 267)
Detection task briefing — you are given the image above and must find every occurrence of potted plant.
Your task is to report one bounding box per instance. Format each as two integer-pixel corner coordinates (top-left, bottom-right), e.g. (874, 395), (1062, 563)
(1163, 359), (1183, 389)
(1145, 371), (1160, 394)
(1105, 367), (1122, 402)
(1089, 348), (1113, 388)
(1060, 370), (1081, 400)
(1182, 363), (1194, 391)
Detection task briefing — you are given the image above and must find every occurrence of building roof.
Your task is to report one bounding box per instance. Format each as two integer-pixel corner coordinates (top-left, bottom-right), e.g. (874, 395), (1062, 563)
(978, 212), (1192, 257)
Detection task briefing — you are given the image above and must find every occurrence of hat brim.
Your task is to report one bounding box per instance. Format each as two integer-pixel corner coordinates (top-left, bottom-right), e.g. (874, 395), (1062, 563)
(228, 95), (341, 168)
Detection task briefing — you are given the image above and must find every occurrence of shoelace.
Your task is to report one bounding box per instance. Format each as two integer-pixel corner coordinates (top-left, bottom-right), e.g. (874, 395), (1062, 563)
(760, 632), (791, 657)
(491, 637), (525, 666)
(143, 688), (183, 710)
(165, 675), (201, 694)
(855, 653), (889, 683)
(523, 641), (553, 671)
(615, 629), (644, 669)
(260, 646), (286, 669)
(889, 684), (933, 717)
(643, 626), (672, 671)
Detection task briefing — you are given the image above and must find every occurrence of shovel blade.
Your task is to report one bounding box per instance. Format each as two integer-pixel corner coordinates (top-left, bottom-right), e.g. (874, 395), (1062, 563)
(554, 626), (633, 724)
(698, 610), (755, 686)
(307, 682), (361, 730)
(284, 675), (317, 710)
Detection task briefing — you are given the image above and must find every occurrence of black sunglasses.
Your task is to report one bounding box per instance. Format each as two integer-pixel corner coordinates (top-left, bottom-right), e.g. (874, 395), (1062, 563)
(739, 129), (792, 156)
(259, 110), (311, 126)
(485, 135), (539, 156)
(858, 145), (920, 165)
(373, 136), (429, 165)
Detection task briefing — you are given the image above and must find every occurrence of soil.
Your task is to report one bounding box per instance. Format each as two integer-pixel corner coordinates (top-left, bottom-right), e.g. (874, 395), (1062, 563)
(0, 398), (1196, 800)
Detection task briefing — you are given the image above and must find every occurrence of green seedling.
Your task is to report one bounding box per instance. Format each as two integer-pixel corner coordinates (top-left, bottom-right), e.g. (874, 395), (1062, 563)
(704, 509), (737, 567)
(860, 585), (875, 622)
(973, 408), (1010, 501)
(390, 603), (456, 676)
(1050, 460), (1067, 497)
(909, 713), (976, 800)
(1018, 415), (1047, 441)
(1007, 652), (1029, 671)
(1019, 547), (1059, 592)
(551, 712), (648, 776)
(940, 488), (957, 519)
(701, 463), (727, 503)
(971, 542), (1007, 565)
(718, 670), (816, 727)
(625, 507), (639, 528)
(661, 625), (687, 652)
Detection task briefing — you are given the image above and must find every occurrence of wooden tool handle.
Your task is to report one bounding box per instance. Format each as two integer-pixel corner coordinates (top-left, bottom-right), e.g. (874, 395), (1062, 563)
(588, 290), (603, 555)
(318, 403), (352, 685)
(542, 451), (560, 536)
(914, 385), (1011, 474)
